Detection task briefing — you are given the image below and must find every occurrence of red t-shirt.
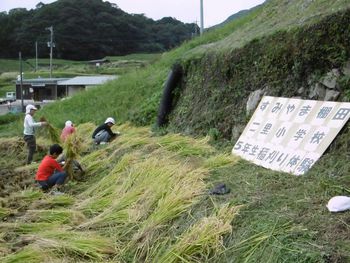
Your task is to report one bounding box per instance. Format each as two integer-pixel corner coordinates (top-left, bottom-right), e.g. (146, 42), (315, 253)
(35, 155), (63, 181)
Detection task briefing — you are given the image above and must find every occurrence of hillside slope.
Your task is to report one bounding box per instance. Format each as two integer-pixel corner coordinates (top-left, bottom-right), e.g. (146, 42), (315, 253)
(0, 1), (350, 262)
(191, 0), (350, 56)
(7, 0), (347, 135)
(0, 124), (349, 262)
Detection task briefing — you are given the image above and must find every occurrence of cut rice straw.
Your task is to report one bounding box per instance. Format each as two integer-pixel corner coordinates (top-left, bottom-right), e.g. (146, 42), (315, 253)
(156, 204), (242, 263)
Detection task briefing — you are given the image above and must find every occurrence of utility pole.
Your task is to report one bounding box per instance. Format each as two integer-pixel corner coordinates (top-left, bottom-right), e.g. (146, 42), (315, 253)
(200, 0), (204, 35)
(194, 20), (198, 37)
(19, 52), (24, 112)
(46, 26), (53, 78)
(35, 41), (38, 72)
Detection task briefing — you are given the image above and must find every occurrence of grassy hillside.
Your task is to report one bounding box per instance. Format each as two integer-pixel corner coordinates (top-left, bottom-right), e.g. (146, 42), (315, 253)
(0, 0), (350, 262)
(0, 53), (160, 98)
(2, 0), (347, 134)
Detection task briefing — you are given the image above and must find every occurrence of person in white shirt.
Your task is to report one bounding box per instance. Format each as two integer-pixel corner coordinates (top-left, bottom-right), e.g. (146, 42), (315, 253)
(23, 104), (47, 164)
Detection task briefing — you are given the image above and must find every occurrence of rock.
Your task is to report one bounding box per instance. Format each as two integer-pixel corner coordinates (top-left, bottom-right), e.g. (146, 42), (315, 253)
(301, 0), (314, 10)
(231, 124), (245, 142)
(308, 83), (326, 100)
(324, 89), (340, 101)
(246, 88), (265, 114)
(342, 61), (350, 76)
(297, 87), (305, 95)
(320, 69), (341, 89)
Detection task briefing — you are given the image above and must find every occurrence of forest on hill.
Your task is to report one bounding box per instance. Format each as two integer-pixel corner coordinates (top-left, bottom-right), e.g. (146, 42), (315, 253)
(0, 0), (198, 60)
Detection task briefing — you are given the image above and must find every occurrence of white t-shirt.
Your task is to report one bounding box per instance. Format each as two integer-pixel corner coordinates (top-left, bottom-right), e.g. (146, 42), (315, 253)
(23, 114), (42, 135)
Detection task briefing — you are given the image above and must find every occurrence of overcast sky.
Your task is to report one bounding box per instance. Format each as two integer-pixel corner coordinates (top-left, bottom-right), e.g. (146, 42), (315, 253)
(0, 0), (265, 27)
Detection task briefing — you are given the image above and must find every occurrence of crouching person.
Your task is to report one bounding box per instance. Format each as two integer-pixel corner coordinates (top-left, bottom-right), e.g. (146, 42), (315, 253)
(35, 144), (67, 195)
(92, 117), (119, 145)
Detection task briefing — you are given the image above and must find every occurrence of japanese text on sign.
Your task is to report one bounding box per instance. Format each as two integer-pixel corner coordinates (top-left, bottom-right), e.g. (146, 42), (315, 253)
(232, 96), (350, 175)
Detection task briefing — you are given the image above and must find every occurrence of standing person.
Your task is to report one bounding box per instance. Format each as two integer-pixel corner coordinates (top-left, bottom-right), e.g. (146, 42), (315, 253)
(60, 120), (76, 142)
(92, 117), (119, 145)
(23, 104), (47, 164)
(36, 144), (67, 195)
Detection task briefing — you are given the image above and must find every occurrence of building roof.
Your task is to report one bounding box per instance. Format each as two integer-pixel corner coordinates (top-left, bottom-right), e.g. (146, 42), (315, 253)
(16, 78), (68, 85)
(87, 58), (110, 64)
(57, 76), (117, 86)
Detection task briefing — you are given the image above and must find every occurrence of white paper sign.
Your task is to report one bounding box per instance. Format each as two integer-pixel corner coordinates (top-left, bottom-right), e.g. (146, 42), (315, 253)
(232, 96), (350, 175)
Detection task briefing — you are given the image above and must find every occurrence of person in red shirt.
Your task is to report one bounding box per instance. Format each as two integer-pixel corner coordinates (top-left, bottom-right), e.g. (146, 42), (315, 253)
(36, 144), (67, 194)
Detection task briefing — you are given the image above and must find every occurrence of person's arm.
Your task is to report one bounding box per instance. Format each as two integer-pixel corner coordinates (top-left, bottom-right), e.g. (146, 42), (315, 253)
(105, 125), (116, 137)
(52, 158), (64, 172)
(26, 115), (43, 128)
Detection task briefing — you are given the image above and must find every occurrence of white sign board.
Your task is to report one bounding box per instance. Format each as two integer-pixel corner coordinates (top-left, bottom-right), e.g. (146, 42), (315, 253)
(232, 96), (350, 175)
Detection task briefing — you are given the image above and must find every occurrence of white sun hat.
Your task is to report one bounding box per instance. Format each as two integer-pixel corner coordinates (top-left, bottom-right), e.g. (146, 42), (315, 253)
(105, 117), (115, 125)
(65, 120), (73, 127)
(25, 104), (37, 114)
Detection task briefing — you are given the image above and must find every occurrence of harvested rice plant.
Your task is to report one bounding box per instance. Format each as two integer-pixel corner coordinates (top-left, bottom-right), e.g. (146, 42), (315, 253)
(0, 123), (349, 262)
(0, 124), (244, 262)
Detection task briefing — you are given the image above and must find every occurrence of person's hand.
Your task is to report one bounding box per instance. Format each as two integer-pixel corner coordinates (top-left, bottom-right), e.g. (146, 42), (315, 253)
(41, 121), (48, 126)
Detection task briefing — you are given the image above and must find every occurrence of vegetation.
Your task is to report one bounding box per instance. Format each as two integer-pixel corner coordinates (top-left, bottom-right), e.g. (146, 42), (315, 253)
(0, 0), (350, 262)
(168, 7), (350, 140)
(0, 123), (349, 262)
(0, 0), (198, 60)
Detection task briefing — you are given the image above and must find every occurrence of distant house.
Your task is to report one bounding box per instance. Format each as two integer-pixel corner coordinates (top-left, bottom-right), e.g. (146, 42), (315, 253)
(87, 58), (111, 67)
(16, 75), (116, 101)
(15, 78), (68, 101)
(58, 76), (117, 96)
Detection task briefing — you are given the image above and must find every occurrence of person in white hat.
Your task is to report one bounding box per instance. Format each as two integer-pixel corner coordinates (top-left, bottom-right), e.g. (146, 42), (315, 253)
(23, 104), (47, 164)
(92, 117), (120, 144)
(58, 120), (84, 173)
(60, 120), (76, 142)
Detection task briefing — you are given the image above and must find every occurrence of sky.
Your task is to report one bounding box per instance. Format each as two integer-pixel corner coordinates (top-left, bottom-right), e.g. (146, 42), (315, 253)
(0, 0), (265, 27)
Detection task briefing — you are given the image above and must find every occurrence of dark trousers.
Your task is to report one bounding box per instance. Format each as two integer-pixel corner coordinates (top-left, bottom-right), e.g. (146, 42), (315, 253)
(24, 135), (36, 164)
(93, 130), (111, 144)
(37, 171), (67, 190)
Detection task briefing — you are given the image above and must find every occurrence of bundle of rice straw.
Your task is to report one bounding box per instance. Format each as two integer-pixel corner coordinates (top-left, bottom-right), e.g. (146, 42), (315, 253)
(39, 117), (60, 144)
(47, 124), (61, 144)
(63, 133), (82, 180)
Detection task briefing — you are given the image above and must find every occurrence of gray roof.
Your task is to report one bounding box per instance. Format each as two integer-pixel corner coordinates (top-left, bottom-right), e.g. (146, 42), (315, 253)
(16, 78), (68, 85)
(58, 76), (116, 86)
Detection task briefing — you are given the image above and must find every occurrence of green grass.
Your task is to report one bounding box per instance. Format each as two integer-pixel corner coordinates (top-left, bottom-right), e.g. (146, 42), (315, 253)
(1, 0), (349, 135)
(1, 1), (350, 262)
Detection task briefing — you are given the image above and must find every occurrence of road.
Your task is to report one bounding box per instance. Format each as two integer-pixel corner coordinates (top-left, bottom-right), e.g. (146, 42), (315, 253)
(0, 100), (54, 116)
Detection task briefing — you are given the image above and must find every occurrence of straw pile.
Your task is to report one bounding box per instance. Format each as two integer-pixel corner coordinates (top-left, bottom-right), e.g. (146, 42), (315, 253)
(63, 133), (83, 180)
(157, 205), (242, 263)
(0, 124), (240, 262)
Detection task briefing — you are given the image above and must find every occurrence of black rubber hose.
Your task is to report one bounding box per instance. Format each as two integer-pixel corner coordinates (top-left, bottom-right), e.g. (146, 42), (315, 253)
(157, 63), (183, 127)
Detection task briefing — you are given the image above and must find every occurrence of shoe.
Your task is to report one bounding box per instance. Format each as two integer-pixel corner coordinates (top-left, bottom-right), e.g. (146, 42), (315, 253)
(100, 142), (107, 145)
(209, 183), (230, 195)
(50, 190), (64, 196)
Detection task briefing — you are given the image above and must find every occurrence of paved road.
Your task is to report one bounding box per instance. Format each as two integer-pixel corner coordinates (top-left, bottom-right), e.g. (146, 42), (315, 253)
(0, 100), (54, 116)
